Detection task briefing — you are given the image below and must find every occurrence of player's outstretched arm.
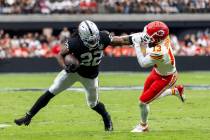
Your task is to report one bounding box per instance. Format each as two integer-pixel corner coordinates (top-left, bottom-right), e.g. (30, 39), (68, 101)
(110, 32), (143, 46)
(110, 35), (132, 46)
(133, 40), (154, 68)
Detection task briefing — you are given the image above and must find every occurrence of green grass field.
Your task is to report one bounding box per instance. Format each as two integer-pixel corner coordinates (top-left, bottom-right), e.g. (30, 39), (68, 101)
(0, 72), (210, 140)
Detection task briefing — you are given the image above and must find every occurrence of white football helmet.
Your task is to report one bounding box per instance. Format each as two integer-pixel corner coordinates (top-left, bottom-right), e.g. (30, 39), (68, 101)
(78, 20), (100, 49)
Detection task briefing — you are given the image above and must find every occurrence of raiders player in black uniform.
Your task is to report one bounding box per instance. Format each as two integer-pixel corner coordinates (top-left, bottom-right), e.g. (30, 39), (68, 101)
(14, 20), (132, 131)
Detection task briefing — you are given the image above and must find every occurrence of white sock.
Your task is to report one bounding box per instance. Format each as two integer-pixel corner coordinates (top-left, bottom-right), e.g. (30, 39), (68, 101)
(158, 87), (179, 99)
(139, 103), (149, 124)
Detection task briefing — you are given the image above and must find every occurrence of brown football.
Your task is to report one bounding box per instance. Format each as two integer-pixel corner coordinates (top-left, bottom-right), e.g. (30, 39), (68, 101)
(64, 54), (79, 66)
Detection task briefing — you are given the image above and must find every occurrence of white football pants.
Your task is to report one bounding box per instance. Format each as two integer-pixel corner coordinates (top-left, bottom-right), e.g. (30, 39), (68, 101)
(49, 70), (99, 108)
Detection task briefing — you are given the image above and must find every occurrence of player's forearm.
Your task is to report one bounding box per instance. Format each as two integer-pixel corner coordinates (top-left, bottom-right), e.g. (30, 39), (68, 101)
(134, 44), (153, 68)
(110, 36), (132, 46)
(56, 46), (70, 68)
(134, 45), (147, 68)
(56, 53), (66, 68)
(110, 32), (144, 46)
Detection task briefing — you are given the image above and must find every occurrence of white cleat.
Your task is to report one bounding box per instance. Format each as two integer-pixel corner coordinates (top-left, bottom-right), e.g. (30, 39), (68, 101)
(131, 123), (149, 133)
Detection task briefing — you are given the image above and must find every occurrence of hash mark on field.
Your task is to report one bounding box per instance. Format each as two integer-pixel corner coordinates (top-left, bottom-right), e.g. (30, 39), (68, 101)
(0, 124), (11, 128)
(0, 85), (210, 93)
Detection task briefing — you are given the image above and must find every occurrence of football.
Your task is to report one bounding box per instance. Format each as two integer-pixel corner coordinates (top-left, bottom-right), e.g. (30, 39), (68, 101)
(64, 54), (80, 66)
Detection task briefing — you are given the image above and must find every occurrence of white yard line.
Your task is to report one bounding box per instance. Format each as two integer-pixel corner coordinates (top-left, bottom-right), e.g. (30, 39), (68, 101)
(0, 85), (210, 93)
(0, 124), (12, 128)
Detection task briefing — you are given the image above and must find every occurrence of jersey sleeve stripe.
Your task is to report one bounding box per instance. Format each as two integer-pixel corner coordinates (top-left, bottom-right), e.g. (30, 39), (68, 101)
(168, 48), (175, 65)
(150, 55), (163, 60)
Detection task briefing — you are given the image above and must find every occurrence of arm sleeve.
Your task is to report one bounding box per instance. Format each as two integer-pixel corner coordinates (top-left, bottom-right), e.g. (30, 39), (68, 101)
(149, 52), (164, 60)
(134, 44), (154, 68)
(65, 38), (76, 53)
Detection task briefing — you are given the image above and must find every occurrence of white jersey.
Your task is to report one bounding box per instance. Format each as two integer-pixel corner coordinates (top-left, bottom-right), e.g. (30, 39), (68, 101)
(132, 34), (176, 76)
(146, 36), (176, 76)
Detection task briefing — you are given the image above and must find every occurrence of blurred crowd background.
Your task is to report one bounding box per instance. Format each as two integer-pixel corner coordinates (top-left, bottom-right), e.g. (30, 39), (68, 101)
(1, 27), (210, 58)
(0, 0), (210, 58)
(0, 0), (210, 14)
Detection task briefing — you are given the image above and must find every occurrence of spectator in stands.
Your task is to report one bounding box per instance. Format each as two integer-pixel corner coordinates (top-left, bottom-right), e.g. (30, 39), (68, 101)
(1, 0), (210, 14)
(59, 27), (71, 43)
(179, 34), (197, 56)
(170, 34), (181, 55)
(80, 0), (98, 13)
(160, 0), (179, 13)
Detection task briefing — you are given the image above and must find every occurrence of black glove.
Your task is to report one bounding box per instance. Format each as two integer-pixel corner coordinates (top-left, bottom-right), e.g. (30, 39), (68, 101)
(64, 64), (79, 73)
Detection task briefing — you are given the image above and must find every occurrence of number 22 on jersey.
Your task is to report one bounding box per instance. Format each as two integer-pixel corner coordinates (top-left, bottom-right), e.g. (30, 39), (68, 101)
(80, 50), (103, 66)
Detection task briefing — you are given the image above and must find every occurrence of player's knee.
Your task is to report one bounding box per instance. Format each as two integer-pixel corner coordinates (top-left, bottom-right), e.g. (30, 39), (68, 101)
(139, 88), (156, 104)
(48, 82), (66, 95)
(139, 102), (146, 108)
(48, 87), (59, 95)
(87, 101), (97, 108)
(85, 88), (98, 108)
(139, 95), (148, 104)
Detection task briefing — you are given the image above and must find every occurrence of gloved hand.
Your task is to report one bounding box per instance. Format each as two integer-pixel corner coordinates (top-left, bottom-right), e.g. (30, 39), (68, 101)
(130, 32), (144, 45)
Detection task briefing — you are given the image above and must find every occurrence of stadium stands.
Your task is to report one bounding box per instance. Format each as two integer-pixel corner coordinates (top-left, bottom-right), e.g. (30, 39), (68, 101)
(0, 0), (210, 14)
(0, 1), (210, 58)
(0, 27), (210, 58)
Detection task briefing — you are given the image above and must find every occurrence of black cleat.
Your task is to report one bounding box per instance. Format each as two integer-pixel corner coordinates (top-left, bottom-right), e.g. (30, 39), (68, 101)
(103, 113), (113, 131)
(14, 114), (32, 126)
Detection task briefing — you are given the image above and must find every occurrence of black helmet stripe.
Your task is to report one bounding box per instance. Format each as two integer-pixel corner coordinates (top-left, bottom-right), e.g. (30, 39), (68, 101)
(84, 21), (93, 35)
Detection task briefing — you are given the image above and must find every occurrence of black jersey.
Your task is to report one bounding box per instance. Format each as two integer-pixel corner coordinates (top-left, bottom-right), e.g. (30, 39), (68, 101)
(66, 31), (111, 79)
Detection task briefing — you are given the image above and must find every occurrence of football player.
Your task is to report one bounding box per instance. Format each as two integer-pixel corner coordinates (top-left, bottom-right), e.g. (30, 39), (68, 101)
(14, 20), (131, 131)
(130, 21), (185, 132)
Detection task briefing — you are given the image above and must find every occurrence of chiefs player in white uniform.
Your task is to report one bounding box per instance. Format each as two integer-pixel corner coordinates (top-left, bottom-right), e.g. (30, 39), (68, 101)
(130, 21), (185, 132)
